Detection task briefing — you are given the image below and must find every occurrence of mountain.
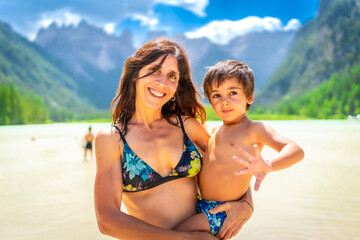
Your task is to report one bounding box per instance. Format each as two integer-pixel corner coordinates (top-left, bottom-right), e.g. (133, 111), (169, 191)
(173, 34), (233, 85)
(269, 64), (360, 118)
(166, 31), (295, 92)
(35, 21), (135, 109)
(0, 20), (94, 120)
(222, 31), (295, 90)
(257, 0), (360, 109)
(35, 23), (295, 107)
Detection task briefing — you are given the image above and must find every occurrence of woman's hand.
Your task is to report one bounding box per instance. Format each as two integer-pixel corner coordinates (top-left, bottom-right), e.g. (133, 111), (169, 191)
(188, 231), (219, 240)
(233, 144), (272, 191)
(209, 200), (253, 239)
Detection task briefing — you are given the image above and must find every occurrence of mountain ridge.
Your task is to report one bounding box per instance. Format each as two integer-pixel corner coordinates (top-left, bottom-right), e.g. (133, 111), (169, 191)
(34, 21), (296, 107)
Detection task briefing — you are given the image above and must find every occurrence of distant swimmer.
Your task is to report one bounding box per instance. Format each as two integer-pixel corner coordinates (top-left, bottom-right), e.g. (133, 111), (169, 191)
(84, 126), (95, 161)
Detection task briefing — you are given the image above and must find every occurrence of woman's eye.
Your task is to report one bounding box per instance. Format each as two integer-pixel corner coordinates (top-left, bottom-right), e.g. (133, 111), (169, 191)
(168, 74), (178, 81)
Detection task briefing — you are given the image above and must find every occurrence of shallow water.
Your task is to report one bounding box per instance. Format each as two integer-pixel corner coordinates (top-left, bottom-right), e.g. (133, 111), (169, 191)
(0, 120), (359, 240)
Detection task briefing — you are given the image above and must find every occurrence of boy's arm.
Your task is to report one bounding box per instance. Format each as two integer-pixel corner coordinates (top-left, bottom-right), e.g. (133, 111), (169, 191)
(234, 122), (304, 190)
(255, 122), (304, 171)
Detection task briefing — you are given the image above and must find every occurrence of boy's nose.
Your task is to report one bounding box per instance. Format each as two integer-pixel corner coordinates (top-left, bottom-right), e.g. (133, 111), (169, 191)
(221, 99), (230, 105)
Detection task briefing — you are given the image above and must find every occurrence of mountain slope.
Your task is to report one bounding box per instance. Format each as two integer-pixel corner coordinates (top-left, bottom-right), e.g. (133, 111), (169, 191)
(35, 21), (135, 108)
(257, 0), (360, 106)
(221, 31), (295, 90)
(267, 64), (360, 118)
(0, 20), (94, 117)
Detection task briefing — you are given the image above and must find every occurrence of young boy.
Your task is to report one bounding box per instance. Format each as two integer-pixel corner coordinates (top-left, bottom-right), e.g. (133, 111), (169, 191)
(174, 60), (304, 236)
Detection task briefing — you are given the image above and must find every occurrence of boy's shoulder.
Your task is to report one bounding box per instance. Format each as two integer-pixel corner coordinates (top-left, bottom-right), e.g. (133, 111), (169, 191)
(215, 118), (266, 135)
(248, 120), (266, 129)
(246, 120), (270, 134)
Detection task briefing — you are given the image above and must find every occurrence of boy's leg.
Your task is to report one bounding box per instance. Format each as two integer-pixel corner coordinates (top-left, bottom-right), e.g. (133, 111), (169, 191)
(174, 213), (210, 233)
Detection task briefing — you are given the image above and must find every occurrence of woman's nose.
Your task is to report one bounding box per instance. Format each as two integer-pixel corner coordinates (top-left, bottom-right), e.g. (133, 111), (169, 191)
(155, 74), (166, 85)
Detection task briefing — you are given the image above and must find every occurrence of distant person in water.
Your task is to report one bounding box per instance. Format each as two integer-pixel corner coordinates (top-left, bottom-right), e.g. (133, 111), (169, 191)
(84, 126), (95, 160)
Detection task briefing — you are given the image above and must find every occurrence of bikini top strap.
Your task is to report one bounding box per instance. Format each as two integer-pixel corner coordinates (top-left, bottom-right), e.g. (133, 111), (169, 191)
(178, 115), (186, 134)
(112, 124), (127, 144)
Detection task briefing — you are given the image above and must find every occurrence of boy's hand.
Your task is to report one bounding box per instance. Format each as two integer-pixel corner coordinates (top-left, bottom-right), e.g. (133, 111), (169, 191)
(233, 144), (272, 191)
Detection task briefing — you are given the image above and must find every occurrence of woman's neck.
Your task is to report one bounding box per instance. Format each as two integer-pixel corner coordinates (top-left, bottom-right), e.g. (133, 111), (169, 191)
(131, 107), (163, 130)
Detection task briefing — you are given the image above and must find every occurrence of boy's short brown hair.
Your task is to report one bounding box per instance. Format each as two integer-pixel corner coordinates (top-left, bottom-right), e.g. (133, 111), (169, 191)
(202, 60), (255, 110)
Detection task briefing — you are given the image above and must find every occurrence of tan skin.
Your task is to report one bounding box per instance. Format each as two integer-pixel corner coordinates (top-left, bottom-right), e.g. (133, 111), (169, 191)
(175, 78), (304, 236)
(94, 56), (253, 240)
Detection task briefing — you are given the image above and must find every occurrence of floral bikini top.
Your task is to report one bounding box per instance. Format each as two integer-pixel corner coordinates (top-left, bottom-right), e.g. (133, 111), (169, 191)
(112, 116), (202, 192)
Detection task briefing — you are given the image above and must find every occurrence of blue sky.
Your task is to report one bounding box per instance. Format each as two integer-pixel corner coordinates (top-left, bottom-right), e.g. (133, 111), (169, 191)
(0, 0), (320, 45)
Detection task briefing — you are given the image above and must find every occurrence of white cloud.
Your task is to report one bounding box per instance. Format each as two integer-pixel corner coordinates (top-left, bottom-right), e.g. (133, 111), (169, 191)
(155, 0), (208, 17)
(284, 19), (301, 31)
(185, 16), (302, 44)
(23, 9), (84, 41)
(104, 22), (116, 34)
(132, 14), (159, 30)
(38, 9), (82, 29)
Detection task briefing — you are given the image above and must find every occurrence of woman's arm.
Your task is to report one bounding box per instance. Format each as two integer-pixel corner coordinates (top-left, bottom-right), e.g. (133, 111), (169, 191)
(209, 188), (254, 240)
(94, 127), (216, 240)
(182, 116), (210, 153)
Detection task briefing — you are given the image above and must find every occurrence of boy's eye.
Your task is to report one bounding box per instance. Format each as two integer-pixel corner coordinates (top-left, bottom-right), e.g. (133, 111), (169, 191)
(229, 91), (237, 96)
(212, 94), (220, 98)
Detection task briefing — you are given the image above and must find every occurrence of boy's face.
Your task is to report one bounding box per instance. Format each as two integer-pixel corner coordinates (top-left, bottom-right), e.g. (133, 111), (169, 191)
(209, 77), (253, 124)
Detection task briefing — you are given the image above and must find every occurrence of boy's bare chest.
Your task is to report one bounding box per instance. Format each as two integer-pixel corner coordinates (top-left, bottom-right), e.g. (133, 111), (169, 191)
(207, 129), (256, 165)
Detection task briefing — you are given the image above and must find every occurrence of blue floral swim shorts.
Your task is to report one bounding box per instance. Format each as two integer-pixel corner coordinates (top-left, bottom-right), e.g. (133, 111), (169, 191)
(196, 196), (227, 236)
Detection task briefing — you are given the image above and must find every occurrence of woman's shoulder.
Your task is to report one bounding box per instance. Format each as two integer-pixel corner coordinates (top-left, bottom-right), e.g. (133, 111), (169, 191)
(179, 115), (198, 123)
(95, 125), (122, 143)
(95, 125), (123, 160)
(179, 115), (210, 152)
(179, 115), (203, 129)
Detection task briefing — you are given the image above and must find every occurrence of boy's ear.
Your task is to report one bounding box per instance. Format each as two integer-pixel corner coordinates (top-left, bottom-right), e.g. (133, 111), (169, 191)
(247, 93), (254, 104)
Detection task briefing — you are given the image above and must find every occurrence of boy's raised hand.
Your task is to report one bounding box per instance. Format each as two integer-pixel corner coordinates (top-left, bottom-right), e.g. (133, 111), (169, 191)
(233, 144), (272, 191)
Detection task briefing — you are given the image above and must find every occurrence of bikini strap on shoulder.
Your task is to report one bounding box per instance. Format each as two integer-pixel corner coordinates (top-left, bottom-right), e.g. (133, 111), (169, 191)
(178, 115), (186, 133)
(111, 124), (127, 144)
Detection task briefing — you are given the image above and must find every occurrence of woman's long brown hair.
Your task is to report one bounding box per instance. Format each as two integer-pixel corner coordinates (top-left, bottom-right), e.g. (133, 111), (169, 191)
(111, 38), (206, 135)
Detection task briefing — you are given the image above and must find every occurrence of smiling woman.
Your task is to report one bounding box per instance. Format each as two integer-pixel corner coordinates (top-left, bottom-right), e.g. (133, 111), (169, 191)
(94, 38), (254, 240)
(135, 54), (179, 111)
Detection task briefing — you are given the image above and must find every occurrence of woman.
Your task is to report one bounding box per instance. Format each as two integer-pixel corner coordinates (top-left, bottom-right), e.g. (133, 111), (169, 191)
(94, 38), (253, 240)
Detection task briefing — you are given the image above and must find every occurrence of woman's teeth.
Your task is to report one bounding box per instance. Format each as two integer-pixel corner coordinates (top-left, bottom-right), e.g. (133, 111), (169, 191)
(149, 88), (165, 97)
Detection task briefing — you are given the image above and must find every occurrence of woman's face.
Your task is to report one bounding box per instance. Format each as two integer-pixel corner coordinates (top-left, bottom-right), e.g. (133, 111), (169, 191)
(135, 54), (180, 111)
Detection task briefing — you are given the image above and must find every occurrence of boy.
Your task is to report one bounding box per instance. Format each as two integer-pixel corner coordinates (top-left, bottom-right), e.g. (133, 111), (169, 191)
(175, 60), (304, 236)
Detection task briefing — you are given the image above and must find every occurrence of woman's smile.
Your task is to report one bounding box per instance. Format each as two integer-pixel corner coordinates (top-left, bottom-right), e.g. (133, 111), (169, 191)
(148, 87), (166, 98)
